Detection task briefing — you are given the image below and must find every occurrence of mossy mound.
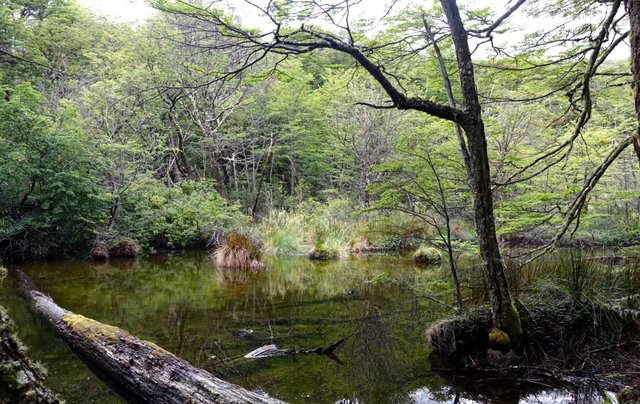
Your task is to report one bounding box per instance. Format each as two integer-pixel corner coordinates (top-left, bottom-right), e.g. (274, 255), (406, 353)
(309, 248), (338, 261)
(413, 245), (442, 265)
(214, 233), (264, 271)
(488, 327), (510, 350)
(426, 307), (492, 357)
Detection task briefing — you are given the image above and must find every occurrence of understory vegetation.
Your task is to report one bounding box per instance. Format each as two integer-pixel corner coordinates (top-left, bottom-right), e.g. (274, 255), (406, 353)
(424, 252), (640, 399)
(0, 0), (638, 263)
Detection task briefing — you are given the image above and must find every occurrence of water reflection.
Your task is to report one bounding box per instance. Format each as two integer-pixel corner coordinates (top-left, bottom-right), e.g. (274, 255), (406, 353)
(0, 251), (618, 403)
(409, 386), (613, 403)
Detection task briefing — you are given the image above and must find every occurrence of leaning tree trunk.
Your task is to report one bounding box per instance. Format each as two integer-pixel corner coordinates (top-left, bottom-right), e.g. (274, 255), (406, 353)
(17, 272), (285, 404)
(440, 0), (522, 337)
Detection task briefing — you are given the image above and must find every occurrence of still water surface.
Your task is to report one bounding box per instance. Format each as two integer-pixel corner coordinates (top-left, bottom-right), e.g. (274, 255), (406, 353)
(0, 252), (603, 403)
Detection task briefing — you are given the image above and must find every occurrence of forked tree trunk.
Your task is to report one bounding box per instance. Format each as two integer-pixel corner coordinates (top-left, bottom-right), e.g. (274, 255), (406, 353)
(17, 272), (285, 404)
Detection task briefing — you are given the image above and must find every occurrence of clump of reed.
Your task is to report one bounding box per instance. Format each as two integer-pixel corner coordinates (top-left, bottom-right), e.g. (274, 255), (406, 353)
(214, 233), (264, 271)
(310, 219), (356, 258)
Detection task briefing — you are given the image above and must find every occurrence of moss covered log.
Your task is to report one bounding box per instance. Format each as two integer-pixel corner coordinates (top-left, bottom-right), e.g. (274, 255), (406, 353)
(16, 271), (284, 404)
(0, 305), (61, 403)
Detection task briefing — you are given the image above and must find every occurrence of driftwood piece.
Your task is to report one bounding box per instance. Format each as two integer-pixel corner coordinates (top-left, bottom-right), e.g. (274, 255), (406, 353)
(0, 305), (62, 403)
(17, 271), (285, 404)
(244, 338), (346, 359)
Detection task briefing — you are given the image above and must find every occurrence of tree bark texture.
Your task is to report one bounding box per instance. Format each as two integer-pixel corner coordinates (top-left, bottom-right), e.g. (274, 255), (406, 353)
(17, 271), (286, 404)
(629, 0), (640, 163)
(0, 305), (62, 403)
(439, 0), (520, 335)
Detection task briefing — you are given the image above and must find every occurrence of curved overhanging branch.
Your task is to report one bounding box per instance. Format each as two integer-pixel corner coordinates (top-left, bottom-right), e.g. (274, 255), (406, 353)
(150, 0), (470, 126)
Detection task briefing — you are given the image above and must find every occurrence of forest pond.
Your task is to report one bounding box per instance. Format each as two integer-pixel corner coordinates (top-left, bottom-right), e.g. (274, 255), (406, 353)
(0, 252), (616, 403)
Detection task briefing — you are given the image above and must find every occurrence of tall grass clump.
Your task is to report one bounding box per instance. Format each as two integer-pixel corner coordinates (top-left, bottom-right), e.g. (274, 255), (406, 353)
(306, 198), (364, 257)
(258, 198), (368, 257)
(259, 210), (306, 255)
(499, 250), (640, 307)
(214, 233), (263, 271)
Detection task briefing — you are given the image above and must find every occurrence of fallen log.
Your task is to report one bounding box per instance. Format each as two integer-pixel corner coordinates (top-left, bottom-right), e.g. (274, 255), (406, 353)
(0, 305), (62, 403)
(17, 271), (285, 404)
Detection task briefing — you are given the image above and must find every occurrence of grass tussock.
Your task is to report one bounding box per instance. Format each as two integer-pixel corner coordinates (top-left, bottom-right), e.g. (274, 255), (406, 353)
(90, 241), (109, 261)
(259, 210), (306, 255)
(108, 239), (140, 258)
(426, 307), (492, 357)
(214, 233), (264, 271)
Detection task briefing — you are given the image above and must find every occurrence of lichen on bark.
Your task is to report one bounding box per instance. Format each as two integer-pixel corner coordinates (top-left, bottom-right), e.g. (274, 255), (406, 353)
(503, 302), (523, 337)
(63, 314), (123, 343)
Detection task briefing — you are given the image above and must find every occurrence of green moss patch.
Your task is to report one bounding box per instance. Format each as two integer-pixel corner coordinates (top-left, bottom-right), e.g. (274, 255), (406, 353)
(413, 245), (442, 265)
(488, 327), (510, 348)
(63, 314), (124, 343)
(504, 302), (523, 337)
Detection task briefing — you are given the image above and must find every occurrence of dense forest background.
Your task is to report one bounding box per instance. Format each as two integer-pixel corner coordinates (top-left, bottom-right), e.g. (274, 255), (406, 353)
(1, 0), (637, 262)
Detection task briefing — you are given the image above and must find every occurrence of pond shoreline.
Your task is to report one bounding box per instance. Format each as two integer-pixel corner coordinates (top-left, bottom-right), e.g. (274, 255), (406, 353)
(2, 250), (639, 402)
(426, 295), (640, 402)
